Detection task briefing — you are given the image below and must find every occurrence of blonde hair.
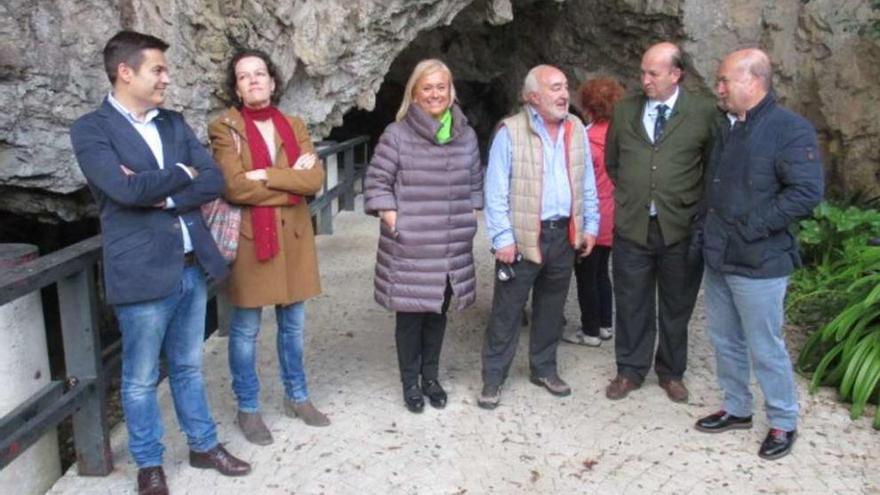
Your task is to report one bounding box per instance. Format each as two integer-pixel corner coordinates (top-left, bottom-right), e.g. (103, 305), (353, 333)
(396, 59), (456, 122)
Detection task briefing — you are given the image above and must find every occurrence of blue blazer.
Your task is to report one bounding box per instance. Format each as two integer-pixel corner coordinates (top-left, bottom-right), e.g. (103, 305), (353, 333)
(70, 98), (229, 305)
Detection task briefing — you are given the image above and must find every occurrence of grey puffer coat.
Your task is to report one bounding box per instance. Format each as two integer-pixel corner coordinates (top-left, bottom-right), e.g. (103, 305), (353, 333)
(364, 103), (483, 313)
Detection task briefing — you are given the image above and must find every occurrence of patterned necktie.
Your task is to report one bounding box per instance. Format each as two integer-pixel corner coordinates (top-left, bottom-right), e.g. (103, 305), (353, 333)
(653, 104), (669, 142)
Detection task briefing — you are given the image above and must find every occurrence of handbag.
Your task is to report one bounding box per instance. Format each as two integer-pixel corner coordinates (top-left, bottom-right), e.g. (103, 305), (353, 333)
(202, 124), (244, 264)
(202, 197), (241, 264)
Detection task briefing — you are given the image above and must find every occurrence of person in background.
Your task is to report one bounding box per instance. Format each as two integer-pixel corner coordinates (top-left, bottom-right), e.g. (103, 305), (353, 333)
(563, 77), (625, 347)
(208, 48), (329, 446)
(364, 59), (483, 413)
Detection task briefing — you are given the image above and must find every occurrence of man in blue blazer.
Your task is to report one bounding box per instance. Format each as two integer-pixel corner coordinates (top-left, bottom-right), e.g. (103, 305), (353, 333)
(70, 31), (250, 495)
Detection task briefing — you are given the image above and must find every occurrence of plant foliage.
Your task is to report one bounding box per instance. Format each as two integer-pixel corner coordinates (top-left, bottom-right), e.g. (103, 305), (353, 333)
(794, 201), (880, 429)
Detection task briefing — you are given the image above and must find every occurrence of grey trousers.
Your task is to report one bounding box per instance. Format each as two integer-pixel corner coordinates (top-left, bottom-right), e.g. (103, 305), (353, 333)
(481, 227), (575, 387)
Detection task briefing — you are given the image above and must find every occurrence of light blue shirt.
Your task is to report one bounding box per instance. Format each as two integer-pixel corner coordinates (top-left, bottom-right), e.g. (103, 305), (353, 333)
(642, 87), (680, 217)
(484, 106), (599, 250)
(107, 93), (193, 253)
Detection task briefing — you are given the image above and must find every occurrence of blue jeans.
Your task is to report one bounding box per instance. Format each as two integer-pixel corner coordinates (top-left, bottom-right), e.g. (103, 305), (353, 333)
(115, 265), (218, 468)
(228, 302), (309, 412)
(704, 266), (799, 431)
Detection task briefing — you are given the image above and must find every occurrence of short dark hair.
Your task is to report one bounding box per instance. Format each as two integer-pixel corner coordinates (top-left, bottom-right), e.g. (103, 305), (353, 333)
(224, 49), (281, 108)
(103, 30), (169, 85)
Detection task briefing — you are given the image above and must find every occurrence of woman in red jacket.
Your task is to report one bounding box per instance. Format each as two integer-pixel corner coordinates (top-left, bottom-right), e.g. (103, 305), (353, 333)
(563, 78), (624, 347)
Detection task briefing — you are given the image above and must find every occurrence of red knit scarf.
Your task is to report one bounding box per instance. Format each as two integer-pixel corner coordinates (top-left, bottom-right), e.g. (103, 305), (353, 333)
(240, 105), (301, 262)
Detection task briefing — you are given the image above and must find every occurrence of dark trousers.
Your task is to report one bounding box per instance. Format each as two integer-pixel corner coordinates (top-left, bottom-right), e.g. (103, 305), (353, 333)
(574, 245), (612, 336)
(481, 227), (575, 386)
(395, 282), (453, 388)
(612, 218), (702, 382)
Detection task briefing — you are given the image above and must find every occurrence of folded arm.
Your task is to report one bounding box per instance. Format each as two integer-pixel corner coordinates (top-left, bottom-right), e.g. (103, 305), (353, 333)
(70, 117), (191, 207)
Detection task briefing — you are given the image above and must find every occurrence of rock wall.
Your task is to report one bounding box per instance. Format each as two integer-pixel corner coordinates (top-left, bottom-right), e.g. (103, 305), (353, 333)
(0, 0), (877, 221)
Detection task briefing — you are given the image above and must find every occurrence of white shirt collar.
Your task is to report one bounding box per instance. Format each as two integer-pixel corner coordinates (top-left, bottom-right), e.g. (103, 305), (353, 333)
(107, 92), (159, 125)
(646, 86), (680, 115)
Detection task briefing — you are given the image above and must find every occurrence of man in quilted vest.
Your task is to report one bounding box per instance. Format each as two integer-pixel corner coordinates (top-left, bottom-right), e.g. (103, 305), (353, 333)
(478, 65), (600, 409)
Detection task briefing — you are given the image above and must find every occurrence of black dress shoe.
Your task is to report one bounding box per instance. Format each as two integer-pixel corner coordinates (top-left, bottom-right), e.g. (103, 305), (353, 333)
(403, 384), (424, 413)
(759, 428), (797, 460)
(189, 444), (252, 476)
(137, 466), (168, 495)
(695, 410), (753, 433)
(421, 379), (447, 409)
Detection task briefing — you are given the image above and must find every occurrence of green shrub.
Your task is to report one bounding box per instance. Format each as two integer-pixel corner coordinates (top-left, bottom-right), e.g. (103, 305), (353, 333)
(793, 201), (880, 429)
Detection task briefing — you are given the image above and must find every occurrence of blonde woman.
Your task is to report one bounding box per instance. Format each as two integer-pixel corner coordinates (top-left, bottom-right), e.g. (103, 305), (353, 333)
(364, 59), (483, 413)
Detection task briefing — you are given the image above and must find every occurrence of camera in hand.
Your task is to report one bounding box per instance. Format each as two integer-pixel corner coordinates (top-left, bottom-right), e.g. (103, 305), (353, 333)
(497, 253), (524, 282)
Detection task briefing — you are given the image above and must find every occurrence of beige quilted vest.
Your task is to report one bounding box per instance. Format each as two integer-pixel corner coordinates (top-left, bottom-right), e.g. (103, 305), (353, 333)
(502, 108), (586, 263)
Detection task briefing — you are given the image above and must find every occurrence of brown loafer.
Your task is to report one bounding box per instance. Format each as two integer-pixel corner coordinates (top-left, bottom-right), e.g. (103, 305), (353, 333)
(137, 466), (168, 495)
(189, 444), (251, 477)
(605, 375), (641, 400)
(658, 378), (689, 403)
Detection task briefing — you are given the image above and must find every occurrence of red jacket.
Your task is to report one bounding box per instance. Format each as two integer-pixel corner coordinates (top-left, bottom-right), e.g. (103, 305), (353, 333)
(589, 121), (615, 246)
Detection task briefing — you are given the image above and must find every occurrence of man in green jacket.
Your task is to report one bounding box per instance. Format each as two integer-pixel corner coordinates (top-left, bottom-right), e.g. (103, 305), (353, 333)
(604, 41), (719, 402)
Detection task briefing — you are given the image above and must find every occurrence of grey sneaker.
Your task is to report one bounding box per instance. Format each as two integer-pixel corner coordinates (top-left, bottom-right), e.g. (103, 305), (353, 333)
(529, 374), (572, 397)
(599, 327), (614, 340)
(236, 411), (273, 446)
(561, 327), (602, 347)
(284, 399), (330, 427)
(477, 383), (501, 409)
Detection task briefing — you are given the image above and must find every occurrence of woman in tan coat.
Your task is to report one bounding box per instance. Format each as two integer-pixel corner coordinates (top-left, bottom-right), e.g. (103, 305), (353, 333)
(208, 49), (328, 446)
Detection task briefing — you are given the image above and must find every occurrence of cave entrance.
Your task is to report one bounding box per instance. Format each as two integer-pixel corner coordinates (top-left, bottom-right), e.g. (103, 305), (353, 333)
(325, 0), (663, 160)
(326, 2), (568, 160)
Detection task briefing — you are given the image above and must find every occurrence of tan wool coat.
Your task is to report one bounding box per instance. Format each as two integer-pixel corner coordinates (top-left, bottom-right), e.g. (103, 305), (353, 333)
(208, 107), (324, 308)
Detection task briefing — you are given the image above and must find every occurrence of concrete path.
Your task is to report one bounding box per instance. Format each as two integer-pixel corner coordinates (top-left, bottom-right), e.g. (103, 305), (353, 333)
(49, 200), (879, 494)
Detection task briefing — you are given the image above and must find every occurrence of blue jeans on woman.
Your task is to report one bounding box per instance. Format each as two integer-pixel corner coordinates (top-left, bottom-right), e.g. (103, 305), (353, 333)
(115, 265), (218, 468)
(229, 302), (309, 412)
(704, 266), (798, 431)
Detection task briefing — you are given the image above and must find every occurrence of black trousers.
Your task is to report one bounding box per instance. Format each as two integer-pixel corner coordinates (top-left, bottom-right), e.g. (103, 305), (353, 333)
(574, 245), (613, 336)
(481, 227), (575, 386)
(395, 282), (453, 388)
(612, 218), (702, 382)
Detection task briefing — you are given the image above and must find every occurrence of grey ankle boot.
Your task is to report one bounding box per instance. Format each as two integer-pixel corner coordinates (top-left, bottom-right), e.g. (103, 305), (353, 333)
(236, 411), (273, 445)
(283, 399), (330, 427)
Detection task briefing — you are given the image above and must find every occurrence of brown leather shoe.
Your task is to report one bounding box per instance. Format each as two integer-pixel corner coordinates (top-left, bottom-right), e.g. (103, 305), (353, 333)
(137, 466), (168, 495)
(658, 378), (689, 403)
(605, 375), (641, 400)
(189, 444), (251, 477)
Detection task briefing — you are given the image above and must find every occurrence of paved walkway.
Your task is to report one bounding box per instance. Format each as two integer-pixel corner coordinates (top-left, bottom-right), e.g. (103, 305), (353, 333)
(50, 200), (879, 494)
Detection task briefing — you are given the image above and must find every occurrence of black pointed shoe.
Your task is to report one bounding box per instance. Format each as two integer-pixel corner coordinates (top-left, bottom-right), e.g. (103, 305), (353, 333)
(758, 428), (797, 460)
(421, 379), (447, 409)
(694, 410), (753, 433)
(403, 384), (424, 413)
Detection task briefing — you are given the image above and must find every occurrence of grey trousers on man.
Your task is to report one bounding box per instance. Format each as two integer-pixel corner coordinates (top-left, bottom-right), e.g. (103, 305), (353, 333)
(481, 226), (575, 387)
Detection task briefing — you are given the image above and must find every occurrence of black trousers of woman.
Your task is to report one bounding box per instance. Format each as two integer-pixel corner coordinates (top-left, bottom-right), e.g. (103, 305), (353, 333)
(395, 282), (453, 388)
(574, 245), (613, 337)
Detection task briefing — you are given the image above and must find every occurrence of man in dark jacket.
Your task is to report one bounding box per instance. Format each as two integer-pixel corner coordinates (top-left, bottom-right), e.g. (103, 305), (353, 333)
(70, 31), (250, 494)
(694, 48), (824, 461)
(604, 42), (719, 403)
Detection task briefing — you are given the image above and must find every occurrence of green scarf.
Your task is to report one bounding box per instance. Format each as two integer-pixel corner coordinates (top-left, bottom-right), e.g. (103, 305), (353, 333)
(436, 109), (452, 144)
